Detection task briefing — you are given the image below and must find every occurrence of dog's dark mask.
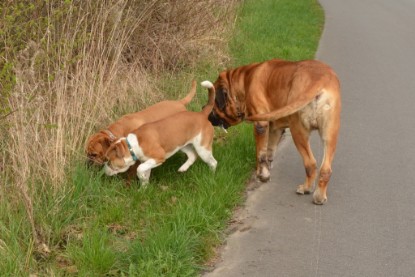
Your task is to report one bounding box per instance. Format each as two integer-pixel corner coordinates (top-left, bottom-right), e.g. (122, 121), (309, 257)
(208, 109), (230, 129)
(208, 84), (244, 129)
(208, 86), (230, 128)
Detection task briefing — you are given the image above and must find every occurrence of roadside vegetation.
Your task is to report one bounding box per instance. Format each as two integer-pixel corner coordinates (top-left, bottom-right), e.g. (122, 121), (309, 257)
(0, 0), (323, 275)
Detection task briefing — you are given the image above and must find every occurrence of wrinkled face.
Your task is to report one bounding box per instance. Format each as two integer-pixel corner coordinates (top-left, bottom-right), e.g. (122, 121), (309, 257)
(209, 73), (245, 129)
(104, 140), (135, 176)
(86, 134), (113, 166)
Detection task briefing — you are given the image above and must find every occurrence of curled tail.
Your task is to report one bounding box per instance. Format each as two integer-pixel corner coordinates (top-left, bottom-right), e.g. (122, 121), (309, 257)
(179, 80), (197, 105)
(201, 80), (215, 116)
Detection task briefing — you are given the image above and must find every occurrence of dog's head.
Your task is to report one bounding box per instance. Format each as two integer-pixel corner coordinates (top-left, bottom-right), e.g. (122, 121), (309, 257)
(103, 138), (135, 176)
(85, 132), (115, 166)
(208, 72), (245, 129)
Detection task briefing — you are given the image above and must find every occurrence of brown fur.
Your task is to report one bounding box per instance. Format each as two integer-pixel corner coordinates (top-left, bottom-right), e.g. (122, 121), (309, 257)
(85, 80), (196, 166)
(104, 82), (217, 185)
(207, 59), (341, 204)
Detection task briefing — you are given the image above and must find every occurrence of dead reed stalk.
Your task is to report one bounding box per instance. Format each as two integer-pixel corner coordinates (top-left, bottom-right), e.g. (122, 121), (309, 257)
(1, 0), (237, 253)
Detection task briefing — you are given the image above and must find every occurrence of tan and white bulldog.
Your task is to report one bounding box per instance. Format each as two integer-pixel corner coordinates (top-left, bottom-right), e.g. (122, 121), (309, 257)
(85, 81), (196, 166)
(205, 59), (341, 204)
(104, 81), (217, 185)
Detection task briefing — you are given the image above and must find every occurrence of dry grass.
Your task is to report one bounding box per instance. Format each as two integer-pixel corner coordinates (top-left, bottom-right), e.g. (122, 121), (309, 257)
(1, 0), (237, 251)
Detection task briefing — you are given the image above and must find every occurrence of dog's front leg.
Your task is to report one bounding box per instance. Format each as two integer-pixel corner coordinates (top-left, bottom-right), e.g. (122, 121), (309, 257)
(267, 123), (284, 169)
(125, 163), (140, 187)
(254, 121), (270, 182)
(136, 159), (160, 186)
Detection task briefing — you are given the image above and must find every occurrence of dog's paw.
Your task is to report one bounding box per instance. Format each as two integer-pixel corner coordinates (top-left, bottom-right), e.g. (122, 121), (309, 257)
(137, 173), (150, 187)
(257, 174), (270, 183)
(313, 188), (327, 205)
(257, 167), (270, 182)
(209, 160), (217, 172)
(178, 165), (189, 172)
(140, 179), (149, 188)
(296, 184), (311, 195)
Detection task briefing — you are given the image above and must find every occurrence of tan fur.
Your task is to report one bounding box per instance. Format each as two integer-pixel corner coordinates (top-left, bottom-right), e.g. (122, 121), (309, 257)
(207, 59), (341, 204)
(85, 80), (196, 165)
(104, 82), (217, 185)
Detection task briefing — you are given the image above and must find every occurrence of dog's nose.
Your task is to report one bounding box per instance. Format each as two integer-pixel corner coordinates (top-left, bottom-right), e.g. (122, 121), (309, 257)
(86, 159), (94, 167)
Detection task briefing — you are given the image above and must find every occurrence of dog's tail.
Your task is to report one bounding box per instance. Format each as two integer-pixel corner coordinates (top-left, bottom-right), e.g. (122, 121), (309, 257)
(246, 96), (318, 122)
(179, 80), (197, 105)
(201, 80), (215, 116)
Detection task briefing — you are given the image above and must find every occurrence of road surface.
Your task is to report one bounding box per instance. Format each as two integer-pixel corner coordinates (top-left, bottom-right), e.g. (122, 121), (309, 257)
(205, 0), (415, 276)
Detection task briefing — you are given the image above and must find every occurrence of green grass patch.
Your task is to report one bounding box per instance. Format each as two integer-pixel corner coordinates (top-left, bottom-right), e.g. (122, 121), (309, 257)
(231, 0), (324, 65)
(0, 0), (323, 275)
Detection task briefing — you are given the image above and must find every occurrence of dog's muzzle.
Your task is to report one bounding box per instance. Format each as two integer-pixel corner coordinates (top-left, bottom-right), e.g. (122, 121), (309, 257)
(86, 156), (104, 167)
(208, 111), (229, 129)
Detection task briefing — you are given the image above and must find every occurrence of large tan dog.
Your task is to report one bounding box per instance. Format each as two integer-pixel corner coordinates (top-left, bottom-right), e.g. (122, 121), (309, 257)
(104, 81), (217, 185)
(205, 59), (341, 204)
(86, 81), (196, 166)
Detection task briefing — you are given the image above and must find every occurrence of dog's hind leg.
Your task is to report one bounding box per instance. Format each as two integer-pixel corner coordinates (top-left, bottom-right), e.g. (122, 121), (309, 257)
(194, 144), (217, 172)
(178, 145), (198, 172)
(290, 117), (317, 196)
(313, 108), (340, 205)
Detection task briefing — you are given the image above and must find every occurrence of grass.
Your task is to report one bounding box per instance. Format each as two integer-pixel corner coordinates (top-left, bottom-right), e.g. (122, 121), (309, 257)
(231, 0), (323, 65)
(41, 126), (255, 276)
(0, 0), (323, 275)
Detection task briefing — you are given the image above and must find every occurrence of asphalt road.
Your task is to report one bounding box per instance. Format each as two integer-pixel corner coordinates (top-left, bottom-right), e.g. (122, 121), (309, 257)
(205, 0), (415, 276)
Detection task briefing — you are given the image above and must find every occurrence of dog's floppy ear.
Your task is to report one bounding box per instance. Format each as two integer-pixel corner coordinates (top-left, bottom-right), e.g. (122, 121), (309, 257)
(101, 136), (112, 149)
(216, 86), (227, 110)
(115, 140), (128, 159)
(115, 141), (126, 159)
(104, 143), (115, 158)
(104, 140), (120, 158)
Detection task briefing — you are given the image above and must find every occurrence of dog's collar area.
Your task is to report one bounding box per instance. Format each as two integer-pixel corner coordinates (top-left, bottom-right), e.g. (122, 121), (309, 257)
(103, 129), (117, 141)
(125, 137), (138, 161)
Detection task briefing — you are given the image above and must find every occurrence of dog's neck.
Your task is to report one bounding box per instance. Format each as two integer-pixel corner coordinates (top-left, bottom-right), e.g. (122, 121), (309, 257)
(126, 134), (141, 161)
(102, 129), (117, 141)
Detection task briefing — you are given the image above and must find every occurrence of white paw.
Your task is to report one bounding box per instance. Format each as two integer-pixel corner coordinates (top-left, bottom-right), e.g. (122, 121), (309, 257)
(178, 165), (189, 172)
(137, 172), (150, 186)
(140, 179), (149, 188)
(209, 161), (217, 172)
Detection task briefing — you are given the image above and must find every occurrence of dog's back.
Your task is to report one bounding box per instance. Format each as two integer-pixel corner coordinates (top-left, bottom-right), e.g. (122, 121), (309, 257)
(132, 81), (216, 154)
(86, 81), (196, 165)
(133, 111), (213, 155)
(107, 80), (197, 137)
